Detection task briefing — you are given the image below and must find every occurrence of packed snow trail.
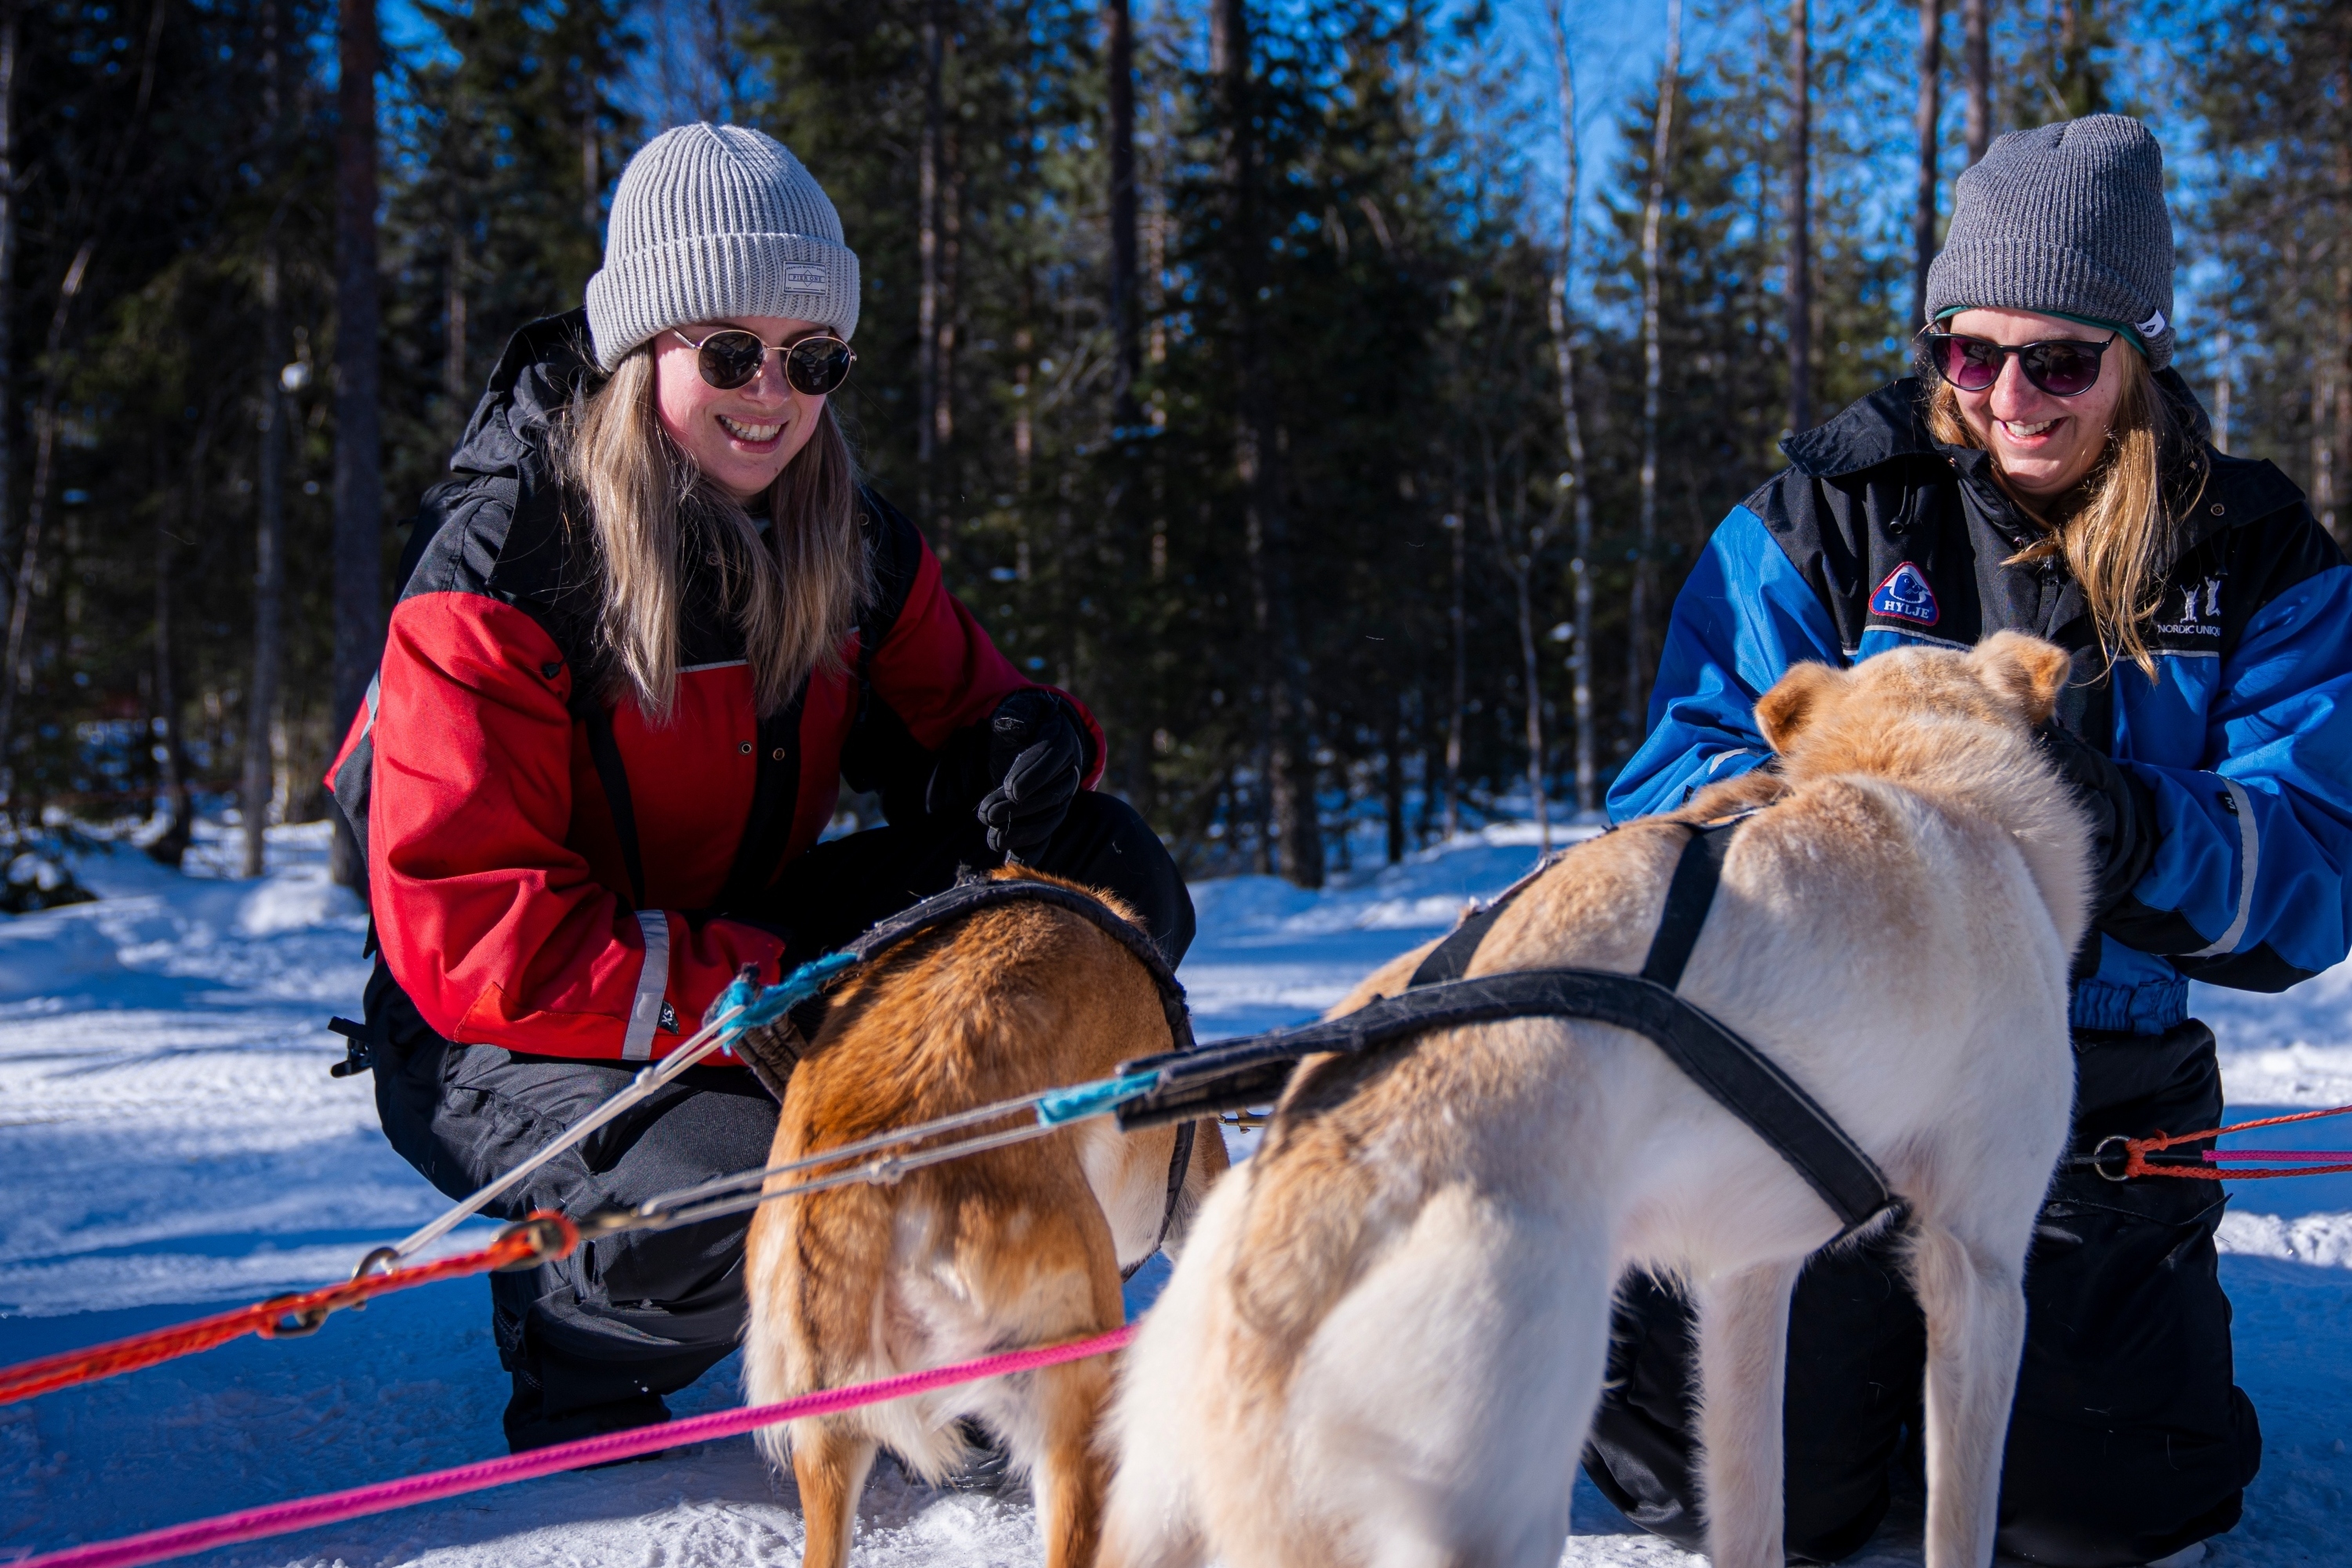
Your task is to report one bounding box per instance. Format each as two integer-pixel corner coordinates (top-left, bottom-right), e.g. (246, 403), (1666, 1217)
(3, 820), (2350, 1565)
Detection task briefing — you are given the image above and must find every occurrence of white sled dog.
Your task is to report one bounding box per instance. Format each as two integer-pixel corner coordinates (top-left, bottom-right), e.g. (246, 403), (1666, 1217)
(1102, 632), (2091, 1568)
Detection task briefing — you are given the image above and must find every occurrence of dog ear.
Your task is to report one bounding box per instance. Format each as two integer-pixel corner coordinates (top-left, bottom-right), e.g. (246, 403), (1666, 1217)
(1754, 660), (1845, 754)
(1974, 631), (2073, 724)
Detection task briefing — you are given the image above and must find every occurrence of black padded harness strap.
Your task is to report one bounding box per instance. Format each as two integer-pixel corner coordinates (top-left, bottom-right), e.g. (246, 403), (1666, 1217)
(840, 877), (1196, 1058)
(1115, 817), (1897, 1240)
(1405, 851), (1564, 988)
(1640, 822), (1738, 987)
(826, 875), (1200, 1266)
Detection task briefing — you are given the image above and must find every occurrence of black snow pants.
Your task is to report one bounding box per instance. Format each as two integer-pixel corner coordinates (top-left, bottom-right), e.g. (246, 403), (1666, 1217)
(1582, 1018), (2262, 1567)
(370, 791), (1193, 1442)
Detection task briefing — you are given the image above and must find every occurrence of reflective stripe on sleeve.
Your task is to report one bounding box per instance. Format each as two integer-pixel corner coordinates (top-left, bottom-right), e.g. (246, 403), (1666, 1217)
(2186, 777), (2259, 959)
(622, 909), (670, 1062)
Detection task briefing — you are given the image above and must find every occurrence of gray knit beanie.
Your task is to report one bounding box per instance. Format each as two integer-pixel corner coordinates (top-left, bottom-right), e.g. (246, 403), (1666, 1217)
(1925, 114), (2176, 368)
(585, 124), (861, 372)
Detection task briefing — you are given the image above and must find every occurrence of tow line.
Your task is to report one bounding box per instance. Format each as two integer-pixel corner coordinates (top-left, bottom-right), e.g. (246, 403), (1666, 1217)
(0, 1067), (1160, 1409)
(0, 1214), (576, 1407)
(2086, 1101), (2352, 1181)
(13, 1324), (1137, 1568)
(0, 880), (1186, 1409)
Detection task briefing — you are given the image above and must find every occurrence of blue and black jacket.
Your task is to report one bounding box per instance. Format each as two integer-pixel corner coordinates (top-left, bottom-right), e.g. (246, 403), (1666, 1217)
(1610, 373), (2352, 1036)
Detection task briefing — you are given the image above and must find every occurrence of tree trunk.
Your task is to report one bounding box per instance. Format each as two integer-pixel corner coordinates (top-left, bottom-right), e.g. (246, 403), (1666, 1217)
(243, 249), (287, 878)
(148, 426), (205, 869)
(2334, 127), (2352, 546)
(332, 0), (383, 891)
(0, 5), (158, 798)
(1443, 506), (1465, 840)
(445, 212), (468, 435)
(2213, 327), (2233, 455)
(1963, 0), (1991, 164)
(1631, 0), (1682, 735)
(0, 241), (93, 795)
(580, 104), (600, 236)
(1384, 691), (1406, 864)
(917, 0), (943, 522)
(244, 0), (289, 879)
(1215, 0), (1319, 888)
(1105, 0), (1141, 429)
(1544, 0), (1597, 820)
(936, 130), (960, 549)
(1913, 0), (1941, 333)
(1013, 323), (1033, 494)
(1482, 441), (1549, 853)
(706, 0), (737, 122)
(0, 0), (15, 639)
(1787, 0), (1812, 436)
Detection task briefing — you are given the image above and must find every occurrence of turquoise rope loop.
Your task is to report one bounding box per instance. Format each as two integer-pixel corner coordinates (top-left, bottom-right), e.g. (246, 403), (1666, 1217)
(1034, 1071), (1161, 1127)
(709, 949), (862, 1045)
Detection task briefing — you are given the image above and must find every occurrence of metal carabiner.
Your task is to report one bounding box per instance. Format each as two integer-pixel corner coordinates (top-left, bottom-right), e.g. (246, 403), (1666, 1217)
(258, 1296), (335, 1338)
(491, 1213), (578, 1272)
(350, 1246), (401, 1280)
(2090, 1134), (2136, 1183)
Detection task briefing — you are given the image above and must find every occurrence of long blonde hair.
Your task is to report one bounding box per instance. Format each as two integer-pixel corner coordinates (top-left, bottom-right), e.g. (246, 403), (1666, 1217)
(558, 349), (868, 720)
(1926, 347), (2208, 676)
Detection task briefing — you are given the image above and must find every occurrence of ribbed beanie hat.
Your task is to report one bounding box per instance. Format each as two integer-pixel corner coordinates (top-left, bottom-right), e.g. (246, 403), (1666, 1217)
(585, 124), (861, 372)
(1925, 113), (2176, 368)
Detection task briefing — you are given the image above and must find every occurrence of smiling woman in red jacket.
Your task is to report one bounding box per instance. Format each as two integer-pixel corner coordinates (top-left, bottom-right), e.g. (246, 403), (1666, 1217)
(328, 124), (1192, 1454)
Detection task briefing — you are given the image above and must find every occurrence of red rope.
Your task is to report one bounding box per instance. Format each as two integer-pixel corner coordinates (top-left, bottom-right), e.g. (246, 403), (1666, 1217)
(0, 1214), (577, 1408)
(2103, 1102), (2352, 1182)
(13, 1323), (1137, 1568)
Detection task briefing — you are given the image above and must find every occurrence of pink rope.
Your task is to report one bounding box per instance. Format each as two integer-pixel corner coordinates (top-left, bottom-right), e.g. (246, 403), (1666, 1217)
(2204, 1149), (2352, 1161)
(15, 1323), (1137, 1568)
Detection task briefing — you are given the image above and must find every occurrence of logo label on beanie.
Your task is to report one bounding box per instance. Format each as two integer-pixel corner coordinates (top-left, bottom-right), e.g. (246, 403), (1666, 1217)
(785, 263), (830, 292)
(2137, 309), (2168, 339)
(1871, 562), (1940, 626)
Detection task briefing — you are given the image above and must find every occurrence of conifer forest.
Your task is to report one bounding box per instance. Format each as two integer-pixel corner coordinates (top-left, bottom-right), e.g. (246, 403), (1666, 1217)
(0, 0), (2336, 889)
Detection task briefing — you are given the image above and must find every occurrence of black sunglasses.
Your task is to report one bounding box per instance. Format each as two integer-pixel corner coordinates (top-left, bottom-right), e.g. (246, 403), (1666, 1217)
(671, 328), (857, 395)
(1919, 328), (2116, 398)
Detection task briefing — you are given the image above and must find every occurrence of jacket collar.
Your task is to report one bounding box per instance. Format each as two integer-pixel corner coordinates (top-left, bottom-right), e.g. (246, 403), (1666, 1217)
(448, 309), (598, 478)
(1778, 379), (1938, 478)
(1780, 371), (2305, 551)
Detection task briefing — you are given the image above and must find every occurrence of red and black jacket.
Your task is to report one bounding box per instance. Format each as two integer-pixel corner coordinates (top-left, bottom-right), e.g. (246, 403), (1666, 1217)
(326, 311), (1102, 1064)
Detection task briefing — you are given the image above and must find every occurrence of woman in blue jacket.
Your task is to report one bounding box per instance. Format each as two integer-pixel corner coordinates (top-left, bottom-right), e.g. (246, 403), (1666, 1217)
(1591, 116), (2352, 1566)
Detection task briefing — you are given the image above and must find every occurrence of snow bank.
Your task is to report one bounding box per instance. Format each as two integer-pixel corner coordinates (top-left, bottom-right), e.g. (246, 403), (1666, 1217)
(2218, 1210), (2352, 1269)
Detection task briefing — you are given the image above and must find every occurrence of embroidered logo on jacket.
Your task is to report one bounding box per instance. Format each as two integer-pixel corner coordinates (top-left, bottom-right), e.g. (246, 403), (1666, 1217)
(2154, 575), (2224, 639)
(1870, 562), (1940, 626)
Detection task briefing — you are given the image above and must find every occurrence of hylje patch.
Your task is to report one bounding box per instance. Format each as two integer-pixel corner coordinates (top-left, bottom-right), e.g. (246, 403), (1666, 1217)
(1871, 562), (1940, 627)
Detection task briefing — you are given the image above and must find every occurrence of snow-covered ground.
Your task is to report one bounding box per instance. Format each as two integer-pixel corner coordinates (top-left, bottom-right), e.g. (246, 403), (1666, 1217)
(3, 818), (2351, 1565)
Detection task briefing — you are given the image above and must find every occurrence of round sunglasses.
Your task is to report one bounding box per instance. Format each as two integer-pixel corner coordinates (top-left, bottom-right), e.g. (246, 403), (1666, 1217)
(671, 328), (857, 395)
(1920, 329), (2116, 398)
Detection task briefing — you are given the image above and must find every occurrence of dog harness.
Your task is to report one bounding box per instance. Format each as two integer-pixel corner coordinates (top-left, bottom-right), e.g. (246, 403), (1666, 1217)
(1114, 815), (1899, 1240)
(771, 875), (1201, 1268)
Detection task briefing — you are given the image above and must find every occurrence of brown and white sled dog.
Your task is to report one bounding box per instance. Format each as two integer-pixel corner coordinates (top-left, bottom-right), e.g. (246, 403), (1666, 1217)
(1101, 633), (2092, 1568)
(742, 868), (1228, 1568)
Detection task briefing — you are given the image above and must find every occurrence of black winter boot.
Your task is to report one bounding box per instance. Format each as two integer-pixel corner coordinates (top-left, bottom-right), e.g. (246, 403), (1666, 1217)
(503, 1370), (675, 1460)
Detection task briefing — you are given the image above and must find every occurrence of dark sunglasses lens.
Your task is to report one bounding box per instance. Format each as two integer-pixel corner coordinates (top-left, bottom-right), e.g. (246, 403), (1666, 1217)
(696, 332), (764, 390)
(785, 338), (854, 395)
(2022, 342), (2102, 397)
(1936, 335), (2002, 390)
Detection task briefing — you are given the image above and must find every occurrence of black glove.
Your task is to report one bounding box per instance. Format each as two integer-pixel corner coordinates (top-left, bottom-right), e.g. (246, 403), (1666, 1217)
(2034, 720), (2158, 923)
(968, 690), (1086, 862)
